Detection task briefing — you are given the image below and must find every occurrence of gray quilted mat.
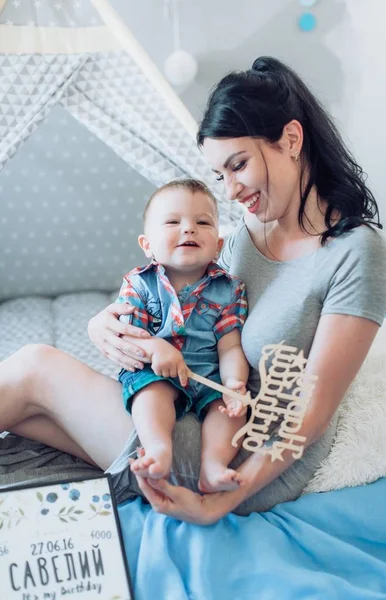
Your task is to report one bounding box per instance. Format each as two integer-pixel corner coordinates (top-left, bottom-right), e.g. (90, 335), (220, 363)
(0, 297), (53, 360)
(0, 291), (119, 378)
(52, 292), (119, 378)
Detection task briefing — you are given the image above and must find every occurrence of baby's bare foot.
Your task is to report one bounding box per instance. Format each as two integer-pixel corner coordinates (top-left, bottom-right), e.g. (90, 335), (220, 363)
(130, 443), (172, 479)
(199, 463), (243, 493)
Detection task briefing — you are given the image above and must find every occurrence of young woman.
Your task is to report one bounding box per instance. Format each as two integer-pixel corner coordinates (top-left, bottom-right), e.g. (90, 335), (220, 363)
(1, 57), (385, 524)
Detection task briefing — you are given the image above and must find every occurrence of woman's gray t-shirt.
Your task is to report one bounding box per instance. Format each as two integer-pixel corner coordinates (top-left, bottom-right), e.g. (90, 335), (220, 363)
(110, 219), (386, 514)
(219, 218), (386, 398)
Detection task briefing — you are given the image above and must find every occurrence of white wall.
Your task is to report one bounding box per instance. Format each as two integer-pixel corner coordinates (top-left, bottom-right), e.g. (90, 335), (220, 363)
(322, 0), (386, 218)
(114, 0), (386, 219)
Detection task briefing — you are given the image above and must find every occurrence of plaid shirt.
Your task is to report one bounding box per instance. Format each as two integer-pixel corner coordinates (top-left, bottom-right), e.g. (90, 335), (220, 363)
(116, 261), (247, 352)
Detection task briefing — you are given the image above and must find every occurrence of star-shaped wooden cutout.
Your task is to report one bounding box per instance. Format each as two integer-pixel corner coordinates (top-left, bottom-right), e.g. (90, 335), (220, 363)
(267, 444), (285, 462)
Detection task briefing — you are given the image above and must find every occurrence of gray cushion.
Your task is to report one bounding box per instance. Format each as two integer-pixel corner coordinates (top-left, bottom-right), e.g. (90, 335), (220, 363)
(0, 291), (119, 378)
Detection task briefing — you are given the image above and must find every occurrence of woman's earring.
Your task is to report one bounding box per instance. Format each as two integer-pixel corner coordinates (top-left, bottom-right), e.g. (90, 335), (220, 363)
(294, 151), (300, 162)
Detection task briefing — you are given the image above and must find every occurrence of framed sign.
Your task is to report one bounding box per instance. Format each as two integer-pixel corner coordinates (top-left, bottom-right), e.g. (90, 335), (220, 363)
(0, 475), (134, 600)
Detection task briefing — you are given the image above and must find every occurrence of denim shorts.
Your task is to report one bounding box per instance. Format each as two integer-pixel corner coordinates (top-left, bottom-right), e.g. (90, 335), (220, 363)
(118, 366), (222, 420)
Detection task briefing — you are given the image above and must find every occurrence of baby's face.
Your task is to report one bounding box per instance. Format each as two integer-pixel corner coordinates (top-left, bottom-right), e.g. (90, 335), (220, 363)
(140, 188), (222, 274)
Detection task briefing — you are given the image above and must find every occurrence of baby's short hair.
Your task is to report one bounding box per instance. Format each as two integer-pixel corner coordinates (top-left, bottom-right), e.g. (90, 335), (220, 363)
(143, 178), (219, 226)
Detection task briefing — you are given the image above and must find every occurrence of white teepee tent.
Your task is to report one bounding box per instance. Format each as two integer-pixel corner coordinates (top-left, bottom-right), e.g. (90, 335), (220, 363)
(0, 1), (241, 367)
(0, 0), (233, 219)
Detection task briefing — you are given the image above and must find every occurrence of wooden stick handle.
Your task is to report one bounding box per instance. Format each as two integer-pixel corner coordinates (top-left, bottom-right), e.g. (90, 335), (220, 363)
(187, 368), (250, 406)
(90, 0), (198, 138)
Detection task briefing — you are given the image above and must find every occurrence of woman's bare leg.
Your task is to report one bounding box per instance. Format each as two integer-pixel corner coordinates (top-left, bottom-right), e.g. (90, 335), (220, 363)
(10, 416), (97, 465)
(0, 344), (134, 470)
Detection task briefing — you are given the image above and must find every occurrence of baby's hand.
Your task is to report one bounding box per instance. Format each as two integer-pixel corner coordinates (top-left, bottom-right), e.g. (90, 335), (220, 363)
(219, 379), (248, 418)
(151, 339), (188, 387)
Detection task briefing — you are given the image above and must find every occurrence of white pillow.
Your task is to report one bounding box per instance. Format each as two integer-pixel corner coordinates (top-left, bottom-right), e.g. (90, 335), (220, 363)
(304, 320), (386, 493)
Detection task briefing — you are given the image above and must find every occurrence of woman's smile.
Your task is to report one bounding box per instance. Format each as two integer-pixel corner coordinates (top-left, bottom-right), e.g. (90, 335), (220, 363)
(240, 192), (261, 213)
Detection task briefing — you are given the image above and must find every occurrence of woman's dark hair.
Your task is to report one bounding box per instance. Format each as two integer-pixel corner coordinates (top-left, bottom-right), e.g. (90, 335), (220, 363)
(197, 56), (382, 242)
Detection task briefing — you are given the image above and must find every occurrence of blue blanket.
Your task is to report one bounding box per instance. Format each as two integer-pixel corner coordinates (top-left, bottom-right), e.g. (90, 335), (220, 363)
(118, 478), (386, 600)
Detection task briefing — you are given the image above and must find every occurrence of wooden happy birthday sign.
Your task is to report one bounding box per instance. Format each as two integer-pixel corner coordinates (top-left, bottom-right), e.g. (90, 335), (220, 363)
(188, 341), (318, 462)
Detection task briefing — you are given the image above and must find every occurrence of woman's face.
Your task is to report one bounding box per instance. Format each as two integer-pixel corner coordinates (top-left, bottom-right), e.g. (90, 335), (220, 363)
(202, 135), (301, 224)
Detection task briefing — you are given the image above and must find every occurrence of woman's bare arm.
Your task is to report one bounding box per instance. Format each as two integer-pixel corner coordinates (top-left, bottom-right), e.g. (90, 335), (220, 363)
(88, 302), (190, 382)
(133, 313), (380, 524)
(88, 303), (152, 370)
(208, 312), (380, 516)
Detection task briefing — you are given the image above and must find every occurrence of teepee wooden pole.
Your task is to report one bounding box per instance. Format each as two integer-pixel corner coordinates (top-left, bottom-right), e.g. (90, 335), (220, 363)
(90, 0), (198, 140)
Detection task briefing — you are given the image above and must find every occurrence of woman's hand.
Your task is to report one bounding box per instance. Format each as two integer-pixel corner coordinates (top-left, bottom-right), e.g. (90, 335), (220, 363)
(88, 302), (151, 371)
(134, 473), (243, 525)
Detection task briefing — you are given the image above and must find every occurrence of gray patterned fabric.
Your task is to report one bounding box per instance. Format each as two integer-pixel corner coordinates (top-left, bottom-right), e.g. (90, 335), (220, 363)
(0, 296), (54, 358)
(61, 51), (225, 196)
(52, 291), (119, 377)
(0, 105), (157, 301)
(0, 48), (225, 215)
(0, 0), (102, 27)
(0, 54), (88, 168)
(0, 291), (119, 378)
